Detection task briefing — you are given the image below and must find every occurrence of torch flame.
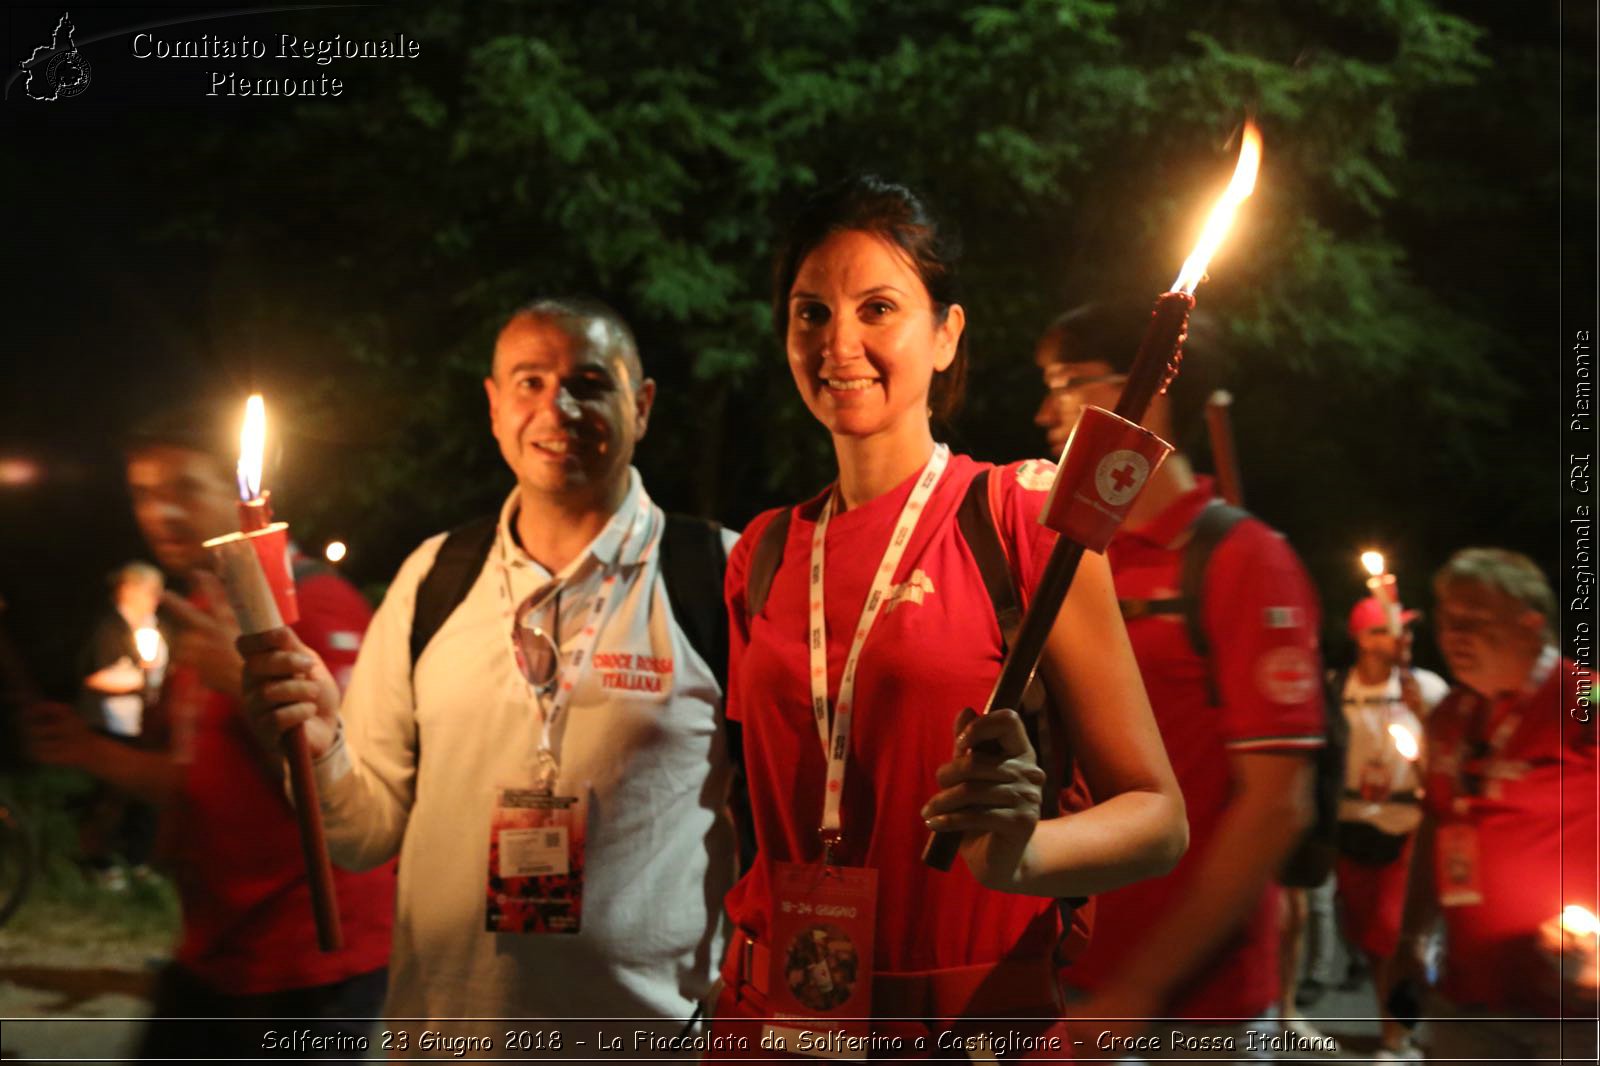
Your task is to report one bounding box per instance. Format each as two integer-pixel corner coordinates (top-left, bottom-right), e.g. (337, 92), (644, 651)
(1172, 122), (1263, 295)
(1361, 551), (1387, 578)
(1388, 722), (1420, 762)
(134, 626), (160, 665)
(237, 394), (266, 503)
(1561, 905), (1600, 937)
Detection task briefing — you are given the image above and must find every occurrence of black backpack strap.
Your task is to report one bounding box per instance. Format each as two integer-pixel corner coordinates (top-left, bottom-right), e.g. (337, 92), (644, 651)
(956, 467), (1089, 932)
(409, 516), (498, 667)
(955, 470), (1022, 643)
(1117, 595), (1185, 621)
(657, 511), (756, 877)
(659, 513), (729, 688)
(744, 509), (793, 622)
(1179, 501), (1250, 660)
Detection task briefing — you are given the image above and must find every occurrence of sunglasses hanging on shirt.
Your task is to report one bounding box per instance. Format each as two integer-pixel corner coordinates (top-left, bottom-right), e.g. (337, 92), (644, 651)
(511, 586), (562, 696)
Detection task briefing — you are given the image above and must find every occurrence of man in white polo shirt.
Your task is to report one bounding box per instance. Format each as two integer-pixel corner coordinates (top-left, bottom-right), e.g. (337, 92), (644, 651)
(240, 299), (737, 1048)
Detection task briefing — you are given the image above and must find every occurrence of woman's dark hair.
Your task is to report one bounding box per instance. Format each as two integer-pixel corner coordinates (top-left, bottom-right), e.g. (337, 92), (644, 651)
(771, 175), (967, 421)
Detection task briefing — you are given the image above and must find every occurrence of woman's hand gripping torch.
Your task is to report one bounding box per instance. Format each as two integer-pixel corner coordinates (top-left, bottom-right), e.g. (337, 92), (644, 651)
(203, 395), (343, 951)
(924, 123), (1262, 871)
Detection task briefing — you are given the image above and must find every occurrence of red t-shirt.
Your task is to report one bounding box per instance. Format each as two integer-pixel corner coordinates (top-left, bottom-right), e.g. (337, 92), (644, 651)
(163, 568), (396, 995)
(1064, 477), (1324, 1018)
(724, 454), (1073, 974)
(1422, 655), (1597, 1014)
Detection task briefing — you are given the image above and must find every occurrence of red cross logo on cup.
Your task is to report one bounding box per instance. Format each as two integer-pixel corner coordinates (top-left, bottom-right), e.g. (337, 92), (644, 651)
(1093, 450), (1151, 508)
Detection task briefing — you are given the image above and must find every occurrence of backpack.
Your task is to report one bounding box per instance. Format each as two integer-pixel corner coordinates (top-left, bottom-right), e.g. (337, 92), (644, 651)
(742, 467), (1095, 963)
(1116, 500), (1343, 889)
(408, 513), (727, 679)
(407, 511), (756, 872)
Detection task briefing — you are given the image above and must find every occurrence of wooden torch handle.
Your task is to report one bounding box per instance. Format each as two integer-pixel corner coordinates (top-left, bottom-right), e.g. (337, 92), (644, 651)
(280, 724), (343, 952)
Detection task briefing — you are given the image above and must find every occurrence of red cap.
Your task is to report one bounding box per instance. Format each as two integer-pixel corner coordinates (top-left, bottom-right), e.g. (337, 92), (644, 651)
(1348, 596), (1419, 637)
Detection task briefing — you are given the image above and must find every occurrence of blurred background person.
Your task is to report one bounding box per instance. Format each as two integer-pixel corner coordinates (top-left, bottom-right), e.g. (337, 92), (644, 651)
(78, 561), (167, 739)
(1332, 597), (1447, 1059)
(1035, 303), (1327, 1053)
(74, 561), (168, 889)
(24, 405), (394, 1059)
(1395, 548), (1596, 1062)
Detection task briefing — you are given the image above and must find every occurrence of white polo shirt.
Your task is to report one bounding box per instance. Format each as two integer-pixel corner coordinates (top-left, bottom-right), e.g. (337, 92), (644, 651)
(315, 469), (736, 1029)
(1338, 666), (1449, 836)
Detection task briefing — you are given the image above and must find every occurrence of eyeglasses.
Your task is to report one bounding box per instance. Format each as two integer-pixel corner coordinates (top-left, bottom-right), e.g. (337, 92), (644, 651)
(511, 586), (563, 695)
(1044, 370), (1128, 396)
(1435, 609), (1501, 636)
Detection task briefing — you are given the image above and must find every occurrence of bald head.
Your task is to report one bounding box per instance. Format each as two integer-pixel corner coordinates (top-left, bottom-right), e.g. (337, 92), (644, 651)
(492, 298), (643, 390)
(485, 297), (656, 511)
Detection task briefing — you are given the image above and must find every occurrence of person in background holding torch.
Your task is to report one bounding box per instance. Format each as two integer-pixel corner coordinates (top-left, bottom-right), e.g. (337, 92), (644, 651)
(1392, 548), (1597, 1062)
(23, 404), (393, 1060)
(1333, 586), (1448, 1060)
(73, 560), (166, 888)
(1034, 301), (1327, 1054)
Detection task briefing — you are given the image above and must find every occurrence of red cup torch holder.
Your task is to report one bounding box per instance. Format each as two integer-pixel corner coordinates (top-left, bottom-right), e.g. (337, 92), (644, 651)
(202, 522), (301, 633)
(1041, 406), (1174, 552)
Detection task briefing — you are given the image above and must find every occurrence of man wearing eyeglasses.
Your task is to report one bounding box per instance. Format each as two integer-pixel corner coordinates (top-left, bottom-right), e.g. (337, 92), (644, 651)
(1392, 549), (1596, 1062)
(240, 299), (738, 1051)
(1034, 304), (1328, 1054)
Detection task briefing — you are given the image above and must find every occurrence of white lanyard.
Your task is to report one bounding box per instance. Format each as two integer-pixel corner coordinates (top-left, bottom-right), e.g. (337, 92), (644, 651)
(808, 443), (949, 857)
(500, 501), (658, 784)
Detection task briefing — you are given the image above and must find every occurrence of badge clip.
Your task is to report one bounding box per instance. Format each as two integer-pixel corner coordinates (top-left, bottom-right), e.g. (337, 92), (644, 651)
(819, 828), (842, 869)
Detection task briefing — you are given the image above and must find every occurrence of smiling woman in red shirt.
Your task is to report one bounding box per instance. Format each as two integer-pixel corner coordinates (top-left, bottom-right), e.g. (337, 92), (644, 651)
(705, 176), (1187, 1059)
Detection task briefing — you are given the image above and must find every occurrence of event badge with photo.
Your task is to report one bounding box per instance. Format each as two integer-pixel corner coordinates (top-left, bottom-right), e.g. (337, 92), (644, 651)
(485, 787), (587, 934)
(1435, 822), (1484, 908)
(764, 861), (878, 1059)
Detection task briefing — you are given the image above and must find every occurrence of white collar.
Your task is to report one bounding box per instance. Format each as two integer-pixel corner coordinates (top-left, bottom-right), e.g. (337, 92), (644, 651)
(494, 467), (652, 582)
(1524, 644), (1559, 693)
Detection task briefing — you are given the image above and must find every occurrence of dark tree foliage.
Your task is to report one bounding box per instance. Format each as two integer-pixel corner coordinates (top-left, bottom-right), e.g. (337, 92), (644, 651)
(106, 0), (1574, 652)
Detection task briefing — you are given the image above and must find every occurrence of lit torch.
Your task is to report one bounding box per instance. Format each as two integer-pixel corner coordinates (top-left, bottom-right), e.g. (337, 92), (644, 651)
(1540, 905), (1600, 989)
(202, 394), (343, 952)
(1361, 550), (1405, 638)
(237, 395), (271, 531)
(1387, 722), (1420, 762)
(134, 626), (161, 667)
(925, 123), (1263, 869)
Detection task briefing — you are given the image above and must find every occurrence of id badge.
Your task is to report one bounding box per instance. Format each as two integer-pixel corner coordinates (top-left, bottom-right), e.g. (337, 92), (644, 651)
(486, 787), (586, 934)
(1435, 823), (1483, 907)
(763, 861), (877, 1060)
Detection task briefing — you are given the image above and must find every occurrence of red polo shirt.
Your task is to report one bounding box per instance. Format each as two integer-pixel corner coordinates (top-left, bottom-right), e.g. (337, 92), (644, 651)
(1064, 477), (1324, 1018)
(1423, 654), (1597, 1014)
(724, 455), (1079, 976)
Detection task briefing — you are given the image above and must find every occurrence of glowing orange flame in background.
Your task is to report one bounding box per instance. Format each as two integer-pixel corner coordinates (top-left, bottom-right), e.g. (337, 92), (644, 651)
(1388, 723), (1420, 762)
(134, 626), (161, 665)
(1561, 905), (1600, 937)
